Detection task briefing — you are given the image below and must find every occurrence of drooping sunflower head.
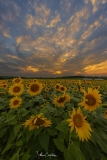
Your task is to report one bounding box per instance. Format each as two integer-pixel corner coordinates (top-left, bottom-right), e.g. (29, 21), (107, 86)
(66, 108), (92, 141)
(9, 96), (22, 109)
(79, 88), (102, 112)
(54, 95), (66, 107)
(27, 82), (43, 96)
(23, 113), (52, 130)
(8, 84), (24, 96)
(54, 94), (71, 107)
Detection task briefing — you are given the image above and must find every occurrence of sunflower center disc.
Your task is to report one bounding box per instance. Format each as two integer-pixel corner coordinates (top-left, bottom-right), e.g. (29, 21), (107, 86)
(61, 87), (64, 91)
(56, 85), (59, 89)
(85, 94), (96, 106)
(73, 114), (82, 127)
(57, 96), (66, 103)
(15, 79), (20, 83)
(13, 87), (21, 92)
(31, 84), (39, 92)
(34, 118), (45, 126)
(13, 100), (19, 105)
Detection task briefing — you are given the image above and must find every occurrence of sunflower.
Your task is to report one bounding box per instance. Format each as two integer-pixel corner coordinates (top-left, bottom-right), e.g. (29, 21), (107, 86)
(79, 88), (102, 112)
(74, 87), (79, 92)
(80, 87), (85, 93)
(54, 93), (71, 107)
(12, 77), (23, 84)
(104, 110), (107, 119)
(54, 83), (61, 91)
(1, 83), (8, 90)
(78, 80), (82, 85)
(27, 82), (43, 96)
(23, 113), (52, 130)
(8, 84), (24, 96)
(59, 85), (67, 92)
(9, 96), (22, 109)
(66, 108), (92, 141)
(46, 101), (50, 105)
(95, 86), (100, 90)
(45, 87), (49, 92)
(26, 83), (31, 88)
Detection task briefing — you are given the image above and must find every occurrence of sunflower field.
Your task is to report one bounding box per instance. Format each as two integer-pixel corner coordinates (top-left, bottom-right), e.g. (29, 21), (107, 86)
(0, 77), (107, 160)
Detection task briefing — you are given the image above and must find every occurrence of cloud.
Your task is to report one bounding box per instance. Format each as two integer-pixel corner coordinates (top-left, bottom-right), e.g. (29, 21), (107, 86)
(84, 60), (107, 75)
(60, 0), (72, 12)
(91, 0), (107, 13)
(26, 66), (39, 72)
(84, 0), (89, 4)
(26, 3), (51, 29)
(47, 13), (61, 28)
(3, 31), (11, 38)
(0, 0), (20, 21)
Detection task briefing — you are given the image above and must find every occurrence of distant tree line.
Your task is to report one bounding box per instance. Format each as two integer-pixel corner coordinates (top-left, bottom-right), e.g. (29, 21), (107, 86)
(0, 75), (107, 80)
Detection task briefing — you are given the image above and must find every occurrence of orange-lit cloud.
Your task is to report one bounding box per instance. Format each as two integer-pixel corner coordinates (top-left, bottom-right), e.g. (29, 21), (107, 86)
(26, 66), (39, 72)
(84, 60), (107, 75)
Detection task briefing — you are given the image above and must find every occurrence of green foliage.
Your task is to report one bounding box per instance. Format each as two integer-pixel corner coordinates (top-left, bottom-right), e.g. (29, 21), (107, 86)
(39, 131), (50, 151)
(53, 138), (65, 152)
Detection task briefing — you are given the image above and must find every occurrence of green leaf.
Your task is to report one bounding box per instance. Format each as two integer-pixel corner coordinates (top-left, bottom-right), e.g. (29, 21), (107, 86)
(56, 120), (69, 134)
(10, 153), (19, 160)
(96, 116), (107, 128)
(70, 142), (85, 160)
(21, 153), (31, 160)
(96, 128), (107, 141)
(16, 139), (23, 146)
(80, 143), (91, 160)
(47, 128), (58, 136)
(6, 131), (15, 144)
(86, 141), (101, 159)
(63, 147), (75, 160)
(90, 131), (97, 145)
(34, 127), (43, 138)
(26, 130), (33, 141)
(1, 143), (12, 154)
(14, 124), (22, 137)
(0, 128), (7, 138)
(4, 115), (16, 123)
(94, 132), (107, 154)
(19, 109), (30, 116)
(23, 101), (34, 108)
(53, 138), (65, 152)
(96, 106), (103, 114)
(39, 131), (50, 152)
(101, 155), (107, 160)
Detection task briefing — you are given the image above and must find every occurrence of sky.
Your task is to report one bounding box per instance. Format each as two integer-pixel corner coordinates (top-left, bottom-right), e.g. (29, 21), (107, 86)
(0, 0), (107, 77)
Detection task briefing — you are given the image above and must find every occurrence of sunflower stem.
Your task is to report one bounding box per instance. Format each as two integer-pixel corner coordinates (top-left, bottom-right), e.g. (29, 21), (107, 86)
(17, 108), (20, 123)
(68, 131), (72, 160)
